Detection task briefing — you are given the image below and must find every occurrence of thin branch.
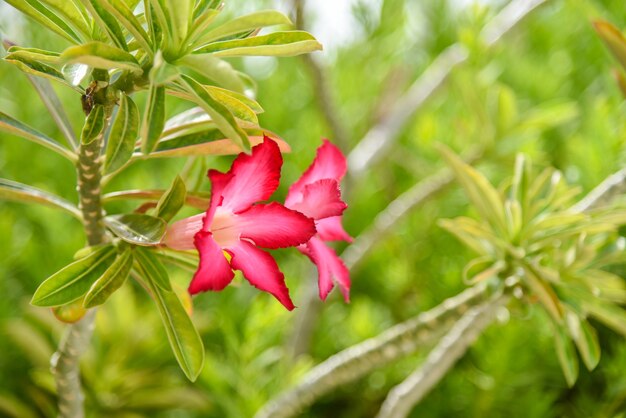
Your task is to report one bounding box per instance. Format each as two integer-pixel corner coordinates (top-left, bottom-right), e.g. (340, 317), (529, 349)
(347, 0), (548, 178)
(255, 283), (491, 418)
(375, 293), (510, 418)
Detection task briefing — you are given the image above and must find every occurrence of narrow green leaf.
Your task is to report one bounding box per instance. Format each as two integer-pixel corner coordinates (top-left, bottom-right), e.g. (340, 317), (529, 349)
(83, 248), (133, 307)
(6, 47), (61, 64)
(148, 0), (173, 49)
(578, 269), (626, 303)
(194, 31), (322, 57)
(61, 41), (142, 73)
(169, 86), (258, 124)
(99, 0), (153, 54)
(105, 94), (139, 173)
(4, 54), (82, 92)
(31, 245), (116, 307)
(104, 213), (167, 245)
(177, 54), (244, 93)
(80, 105), (105, 145)
(38, 0), (92, 39)
(135, 247), (172, 291)
(103, 189), (210, 209)
(62, 63), (91, 86)
(553, 323), (579, 387)
(156, 176), (187, 222)
(198, 10), (292, 45)
(80, 0), (128, 50)
(149, 51), (181, 85)
(144, 272), (204, 381)
(594, 21), (626, 72)
(5, 0), (82, 43)
(140, 84), (166, 153)
(582, 299), (626, 337)
(0, 111), (76, 161)
(186, 7), (221, 46)
(0, 178), (81, 219)
(566, 313), (600, 371)
(164, 0), (191, 49)
(524, 266), (564, 322)
(179, 74), (249, 152)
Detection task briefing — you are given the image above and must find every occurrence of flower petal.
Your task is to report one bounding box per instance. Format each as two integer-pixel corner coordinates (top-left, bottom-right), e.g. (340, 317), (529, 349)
(163, 213), (204, 250)
(304, 236), (350, 302)
(289, 179), (347, 220)
(228, 240), (295, 310)
(203, 169), (232, 229)
(189, 230), (234, 294)
(220, 136), (282, 213)
(316, 216), (353, 243)
(237, 202), (316, 249)
(286, 140), (347, 206)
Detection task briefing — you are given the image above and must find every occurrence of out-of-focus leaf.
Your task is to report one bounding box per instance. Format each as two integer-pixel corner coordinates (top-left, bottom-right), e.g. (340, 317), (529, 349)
(156, 175), (186, 222)
(144, 272), (204, 381)
(80, 104), (105, 144)
(438, 217), (497, 256)
(515, 101), (579, 133)
(157, 250), (199, 272)
(84, 247), (133, 307)
(177, 54), (244, 92)
(179, 74), (249, 151)
(194, 30), (322, 57)
(4, 0), (82, 43)
(582, 298), (626, 337)
(197, 10), (292, 45)
(524, 266), (563, 322)
(566, 312), (600, 371)
(61, 41), (142, 73)
(0, 112), (76, 160)
(135, 247), (172, 291)
(553, 322), (579, 387)
(594, 20), (626, 72)
(31, 245), (116, 307)
(578, 269), (626, 303)
(104, 213), (167, 245)
(52, 299), (87, 323)
(103, 189), (210, 209)
(99, 0), (153, 53)
(140, 84), (166, 153)
(105, 93), (139, 173)
(613, 69), (626, 100)
(0, 178), (81, 219)
(81, 0), (128, 50)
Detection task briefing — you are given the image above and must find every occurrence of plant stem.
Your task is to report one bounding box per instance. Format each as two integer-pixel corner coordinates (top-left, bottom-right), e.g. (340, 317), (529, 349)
(51, 104), (110, 418)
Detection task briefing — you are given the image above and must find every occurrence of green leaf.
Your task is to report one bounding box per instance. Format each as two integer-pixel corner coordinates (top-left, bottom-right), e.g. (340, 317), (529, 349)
(135, 247), (172, 291)
(103, 189), (210, 209)
(61, 41), (142, 73)
(186, 7), (221, 46)
(0, 178), (81, 219)
(38, 0), (92, 39)
(98, 0), (153, 53)
(140, 84), (166, 153)
(566, 312), (600, 371)
(149, 51), (181, 85)
(31, 245), (117, 307)
(169, 86), (258, 124)
(582, 299), (626, 337)
(553, 323), (579, 387)
(4, 0), (82, 43)
(197, 10), (292, 45)
(177, 54), (244, 93)
(594, 21), (626, 72)
(179, 74), (249, 152)
(0, 111), (76, 161)
(104, 213), (167, 245)
(62, 63), (91, 86)
(83, 247), (133, 307)
(80, 0), (128, 50)
(6, 47), (61, 64)
(164, 0), (192, 49)
(105, 94), (139, 173)
(4, 53), (82, 92)
(80, 104), (106, 145)
(194, 31), (322, 57)
(156, 176), (187, 222)
(144, 272), (204, 381)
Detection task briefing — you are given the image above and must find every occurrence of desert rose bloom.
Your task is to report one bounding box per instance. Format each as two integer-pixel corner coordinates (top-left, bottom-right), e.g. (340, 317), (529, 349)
(163, 137), (316, 310)
(285, 140), (352, 301)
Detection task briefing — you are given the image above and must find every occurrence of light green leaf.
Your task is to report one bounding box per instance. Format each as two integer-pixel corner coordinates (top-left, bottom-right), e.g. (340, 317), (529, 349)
(179, 74), (249, 151)
(0, 111), (76, 161)
(0, 178), (81, 219)
(140, 84), (166, 153)
(99, 0), (153, 53)
(177, 54), (244, 93)
(4, 53), (83, 92)
(103, 189), (210, 209)
(197, 10), (292, 45)
(194, 31), (322, 57)
(80, 0), (128, 50)
(578, 269), (626, 303)
(6, 47), (61, 64)
(186, 7), (221, 46)
(38, 0), (92, 39)
(594, 20), (626, 72)
(156, 175), (187, 222)
(149, 51), (181, 85)
(553, 323), (579, 387)
(61, 41), (142, 73)
(31, 245), (117, 307)
(80, 104), (105, 145)
(164, 0), (192, 49)
(168, 86), (258, 124)
(144, 271), (204, 381)
(153, 134), (286, 158)
(135, 247), (172, 291)
(566, 312), (600, 371)
(524, 266), (563, 322)
(104, 213), (167, 245)
(105, 94), (139, 173)
(582, 299), (626, 337)
(62, 63), (91, 86)
(4, 0), (82, 43)
(83, 248), (133, 307)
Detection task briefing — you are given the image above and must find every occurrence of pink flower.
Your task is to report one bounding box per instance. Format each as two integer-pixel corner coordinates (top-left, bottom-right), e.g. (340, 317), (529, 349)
(164, 137), (316, 310)
(285, 140), (353, 302)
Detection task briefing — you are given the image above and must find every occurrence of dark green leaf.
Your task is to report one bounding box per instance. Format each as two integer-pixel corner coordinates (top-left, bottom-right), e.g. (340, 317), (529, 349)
(31, 245), (117, 307)
(104, 213), (167, 245)
(61, 41), (142, 73)
(156, 176), (186, 222)
(80, 105), (106, 145)
(105, 94), (139, 173)
(194, 31), (322, 57)
(140, 84), (166, 153)
(83, 247), (133, 307)
(0, 178), (81, 219)
(135, 247), (172, 291)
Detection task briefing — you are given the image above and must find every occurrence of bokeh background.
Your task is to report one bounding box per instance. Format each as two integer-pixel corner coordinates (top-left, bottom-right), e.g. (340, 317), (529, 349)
(1, 0), (626, 417)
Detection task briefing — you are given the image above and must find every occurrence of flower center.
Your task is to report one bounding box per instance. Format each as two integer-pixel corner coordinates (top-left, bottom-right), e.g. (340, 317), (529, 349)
(210, 208), (241, 248)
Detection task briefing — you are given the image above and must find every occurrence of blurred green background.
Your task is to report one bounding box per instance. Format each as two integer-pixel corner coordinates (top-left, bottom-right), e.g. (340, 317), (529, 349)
(1, 0), (626, 417)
